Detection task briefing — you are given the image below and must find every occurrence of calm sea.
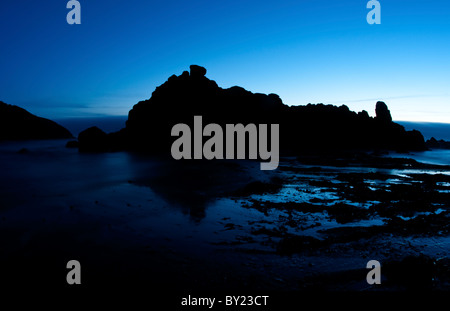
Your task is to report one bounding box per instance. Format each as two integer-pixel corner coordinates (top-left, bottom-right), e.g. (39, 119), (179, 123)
(397, 121), (450, 141)
(55, 116), (128, 137)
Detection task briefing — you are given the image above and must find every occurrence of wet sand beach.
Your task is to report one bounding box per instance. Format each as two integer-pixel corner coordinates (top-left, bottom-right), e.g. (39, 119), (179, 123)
(0, 140), (449, 295)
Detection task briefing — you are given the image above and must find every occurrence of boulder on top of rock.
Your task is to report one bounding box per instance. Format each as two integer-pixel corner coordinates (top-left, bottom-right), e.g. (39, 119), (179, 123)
(189, 65), (207, 78)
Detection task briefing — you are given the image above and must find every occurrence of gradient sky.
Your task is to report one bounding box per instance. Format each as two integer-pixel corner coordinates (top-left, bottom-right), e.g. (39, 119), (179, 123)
(1, 0), (449, 122)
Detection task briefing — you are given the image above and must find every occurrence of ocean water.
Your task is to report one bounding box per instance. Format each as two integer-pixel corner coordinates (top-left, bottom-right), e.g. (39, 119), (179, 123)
(1, 138), (450, 289)
(390, 149), (450, 166)
(54, 116), (128, 137)
(397, 121), (450, 141)
(392, 121), (450, 166)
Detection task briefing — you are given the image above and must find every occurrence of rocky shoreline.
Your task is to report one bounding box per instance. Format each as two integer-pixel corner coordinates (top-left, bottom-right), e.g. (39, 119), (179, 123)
(0, 142), (448, 292)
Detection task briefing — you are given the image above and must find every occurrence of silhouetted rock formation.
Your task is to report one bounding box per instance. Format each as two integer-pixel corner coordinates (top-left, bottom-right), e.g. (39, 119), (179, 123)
(282, 103), (424, 152)
(375, 101), (392, 123)
(426, 137), (450, 149)
(189, 64), (207, 78)
(0, 101), (73, 140)
(65, 140), (79, 148)
(76, 65), (426, 153)
(78, 126), (108, 152)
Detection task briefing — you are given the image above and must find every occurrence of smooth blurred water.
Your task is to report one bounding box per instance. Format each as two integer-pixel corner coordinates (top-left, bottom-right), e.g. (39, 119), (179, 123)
(397, 121), (450, 141)
(54, 116), (128, 136)
(389, 149), (450, 166)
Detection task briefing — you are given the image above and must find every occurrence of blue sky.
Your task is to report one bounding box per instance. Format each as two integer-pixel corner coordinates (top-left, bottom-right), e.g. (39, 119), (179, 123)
(1, 0), (449, 122)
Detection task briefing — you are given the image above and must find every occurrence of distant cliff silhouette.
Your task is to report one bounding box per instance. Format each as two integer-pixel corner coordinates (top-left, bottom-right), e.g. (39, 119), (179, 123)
(426, 137), (450, 149)
(0, 101), (73, 140)
(78, 65), (426, 153)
